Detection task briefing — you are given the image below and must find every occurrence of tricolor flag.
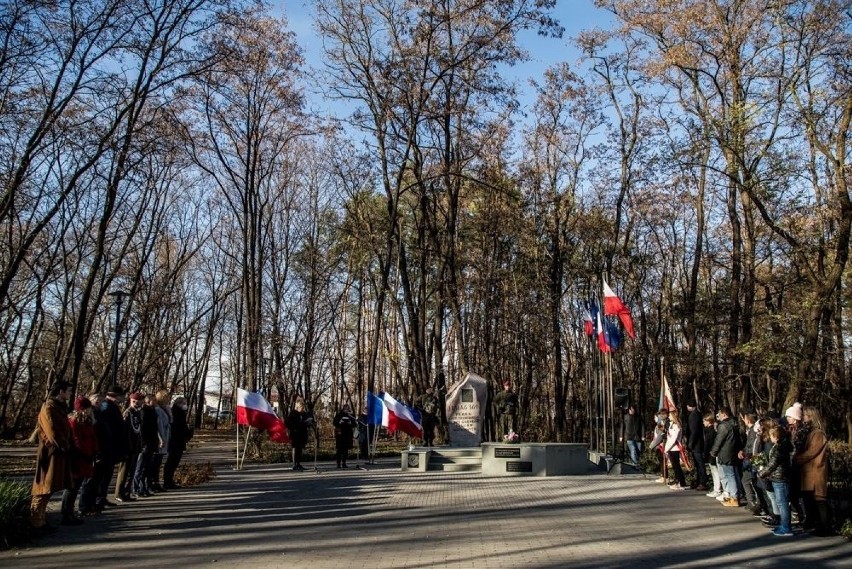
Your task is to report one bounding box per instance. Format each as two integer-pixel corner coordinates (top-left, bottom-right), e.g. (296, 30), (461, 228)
(597, 312), (613, 353)
(380, 392), (423, 438)
(236, 388), (289, 443)
(366, 390), (385, 426)
(603, 280), (636, 339)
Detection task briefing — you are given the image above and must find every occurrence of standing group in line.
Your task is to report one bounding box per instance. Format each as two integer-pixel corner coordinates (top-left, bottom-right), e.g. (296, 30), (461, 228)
(29, 381), (193, 532)
(648, 399), (833, 538)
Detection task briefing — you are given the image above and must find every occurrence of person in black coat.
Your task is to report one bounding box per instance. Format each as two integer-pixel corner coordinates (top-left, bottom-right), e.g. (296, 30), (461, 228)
(164, 396), (193, 489)
(285, 399), (312, 471)
(134, 394), (160, 496)
(622, 405), (643, 465)
(93, 388), (127, 511)
(710, 407), (740, 506)
(115, 392), (143, 502)
(333, 404), (356, 468)
(686, 401), (707, 489)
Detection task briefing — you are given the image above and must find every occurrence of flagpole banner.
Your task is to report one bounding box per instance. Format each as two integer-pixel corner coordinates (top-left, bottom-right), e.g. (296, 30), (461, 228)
(236, 388), (290, 443)
(366, 390), (385, 426)
(603, 280), (636, 338)
(381, 392), (423, 438)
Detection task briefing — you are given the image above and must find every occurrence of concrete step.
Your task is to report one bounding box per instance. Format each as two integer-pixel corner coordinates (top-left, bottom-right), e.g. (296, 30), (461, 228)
(424, 446), (483, 472)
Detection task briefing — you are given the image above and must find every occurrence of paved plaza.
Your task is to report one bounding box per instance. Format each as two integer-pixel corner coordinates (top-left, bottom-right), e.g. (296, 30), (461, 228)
(2, 441), (851, 568)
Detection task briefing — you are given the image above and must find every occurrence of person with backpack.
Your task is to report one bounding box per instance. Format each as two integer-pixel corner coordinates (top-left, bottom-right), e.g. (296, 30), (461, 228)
(419, 388), (440, 447)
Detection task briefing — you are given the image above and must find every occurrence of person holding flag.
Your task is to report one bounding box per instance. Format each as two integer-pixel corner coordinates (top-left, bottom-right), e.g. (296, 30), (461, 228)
(664, 409), (688, 490)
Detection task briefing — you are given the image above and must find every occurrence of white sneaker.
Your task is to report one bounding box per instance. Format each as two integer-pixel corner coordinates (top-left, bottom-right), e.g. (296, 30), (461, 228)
(716, 493), (729, 502)
(706, 491), (721, 498)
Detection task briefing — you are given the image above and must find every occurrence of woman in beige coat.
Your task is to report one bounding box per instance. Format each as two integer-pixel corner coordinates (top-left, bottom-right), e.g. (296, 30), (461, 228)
(795, 406), (832, 536)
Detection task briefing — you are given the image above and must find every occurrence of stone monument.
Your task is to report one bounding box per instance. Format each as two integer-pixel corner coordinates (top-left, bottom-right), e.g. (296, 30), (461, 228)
(446, 372), (487, 447)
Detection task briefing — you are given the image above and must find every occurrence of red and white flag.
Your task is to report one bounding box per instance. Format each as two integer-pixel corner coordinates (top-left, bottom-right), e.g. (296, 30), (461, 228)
(381, 392), (423, 438)
(236, 388), (289, 443)
(603, 280), (636, 338)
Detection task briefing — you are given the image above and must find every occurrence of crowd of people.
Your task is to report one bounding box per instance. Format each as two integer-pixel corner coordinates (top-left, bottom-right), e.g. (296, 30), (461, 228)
(29, 381), (193, 533)
(648, 400), (833, 537)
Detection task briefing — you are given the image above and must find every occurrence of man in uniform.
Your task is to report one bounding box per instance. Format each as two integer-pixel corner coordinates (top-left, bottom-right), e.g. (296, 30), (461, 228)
(30, 381), (73, 532)
(493, 380), (518, 440)
(418, 388), (439, 446)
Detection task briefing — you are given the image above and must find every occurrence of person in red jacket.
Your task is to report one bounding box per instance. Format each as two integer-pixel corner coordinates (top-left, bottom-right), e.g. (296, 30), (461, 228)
(60, 395), (97, 524)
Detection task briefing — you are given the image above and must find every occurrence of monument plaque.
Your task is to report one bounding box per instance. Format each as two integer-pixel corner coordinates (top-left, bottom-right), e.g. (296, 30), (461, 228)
(494, 447), (521, 458)
(506, 461), (533, 473)
(446, 372), (487, 447)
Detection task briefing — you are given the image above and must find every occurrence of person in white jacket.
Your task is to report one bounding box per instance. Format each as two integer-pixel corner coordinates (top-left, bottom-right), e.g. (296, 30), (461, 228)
(665, 409), (687, 489)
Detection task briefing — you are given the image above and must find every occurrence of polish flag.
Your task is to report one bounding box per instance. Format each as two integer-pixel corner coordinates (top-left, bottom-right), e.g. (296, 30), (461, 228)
(583, 308), (594, 337)
(603, 280), (636, 338)
(380, 392), (423, 438)
(236, 388), (289, 443)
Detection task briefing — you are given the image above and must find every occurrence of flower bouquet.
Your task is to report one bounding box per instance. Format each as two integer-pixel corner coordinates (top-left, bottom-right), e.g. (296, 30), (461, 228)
(503, 430), (519, 443)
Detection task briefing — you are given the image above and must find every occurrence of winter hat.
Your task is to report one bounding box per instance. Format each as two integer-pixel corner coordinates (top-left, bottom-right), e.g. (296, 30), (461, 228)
(129, 392), (144, 401)
(74, 395), (92, 412)
(785, 402), (803, 422)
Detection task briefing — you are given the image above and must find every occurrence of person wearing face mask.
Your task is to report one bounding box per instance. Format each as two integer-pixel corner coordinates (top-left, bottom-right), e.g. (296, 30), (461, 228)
(164, 396), (193, 489)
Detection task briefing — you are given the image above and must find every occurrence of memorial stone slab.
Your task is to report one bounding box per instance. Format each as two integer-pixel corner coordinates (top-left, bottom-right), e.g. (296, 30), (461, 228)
(446, 372), (487, 447)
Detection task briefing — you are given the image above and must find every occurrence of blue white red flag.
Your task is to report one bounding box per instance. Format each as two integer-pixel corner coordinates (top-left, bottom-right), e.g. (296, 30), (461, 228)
(366, 391), (385, 426)
(597, 312), (613, 353)
(381, 392), (423, 438)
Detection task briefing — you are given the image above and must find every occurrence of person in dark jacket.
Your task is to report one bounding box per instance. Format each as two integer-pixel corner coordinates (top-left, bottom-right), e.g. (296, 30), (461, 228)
(622, 405), (643, 465)
(759, 424), (794, 536)
(685, 401), (706, 489)
(115, 392), (143, 502)
(703, 413), (722, 497)
(493, 380), (518, 441)
(710, 407), (740, 507)
(332, 404), (356, 468)
(738, 412), (767, 514)
(285, 399), (312, 471)
(164, 396), (193, 489)
(134, 394), (159, 496)
(92, 387), (127, 512)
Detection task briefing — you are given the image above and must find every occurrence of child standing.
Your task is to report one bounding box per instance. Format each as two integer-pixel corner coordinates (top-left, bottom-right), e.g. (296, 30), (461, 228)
(759, 425), (794, 537)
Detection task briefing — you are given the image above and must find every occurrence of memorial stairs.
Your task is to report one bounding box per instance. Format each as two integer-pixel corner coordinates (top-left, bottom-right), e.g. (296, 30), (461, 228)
(424, 446), (483, 472)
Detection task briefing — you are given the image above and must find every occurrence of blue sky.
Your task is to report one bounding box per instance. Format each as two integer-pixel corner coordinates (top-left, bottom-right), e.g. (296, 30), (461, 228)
(276, 0), (614, 117)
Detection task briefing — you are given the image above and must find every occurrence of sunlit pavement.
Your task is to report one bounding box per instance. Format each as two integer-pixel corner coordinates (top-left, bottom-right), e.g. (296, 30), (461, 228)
(2, 440), (851, 568)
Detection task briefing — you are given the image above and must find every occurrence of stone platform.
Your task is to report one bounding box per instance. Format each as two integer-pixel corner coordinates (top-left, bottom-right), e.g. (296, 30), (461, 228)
(481, 442), (591, 476)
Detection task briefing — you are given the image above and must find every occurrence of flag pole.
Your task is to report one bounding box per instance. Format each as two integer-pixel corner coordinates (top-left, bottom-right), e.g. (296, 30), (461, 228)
(236, 417), (240, 470)
(239, 426), (252, 470)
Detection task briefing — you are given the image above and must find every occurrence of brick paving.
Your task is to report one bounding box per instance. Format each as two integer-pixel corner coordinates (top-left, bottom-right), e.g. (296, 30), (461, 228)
(2, 441), (851, 568)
